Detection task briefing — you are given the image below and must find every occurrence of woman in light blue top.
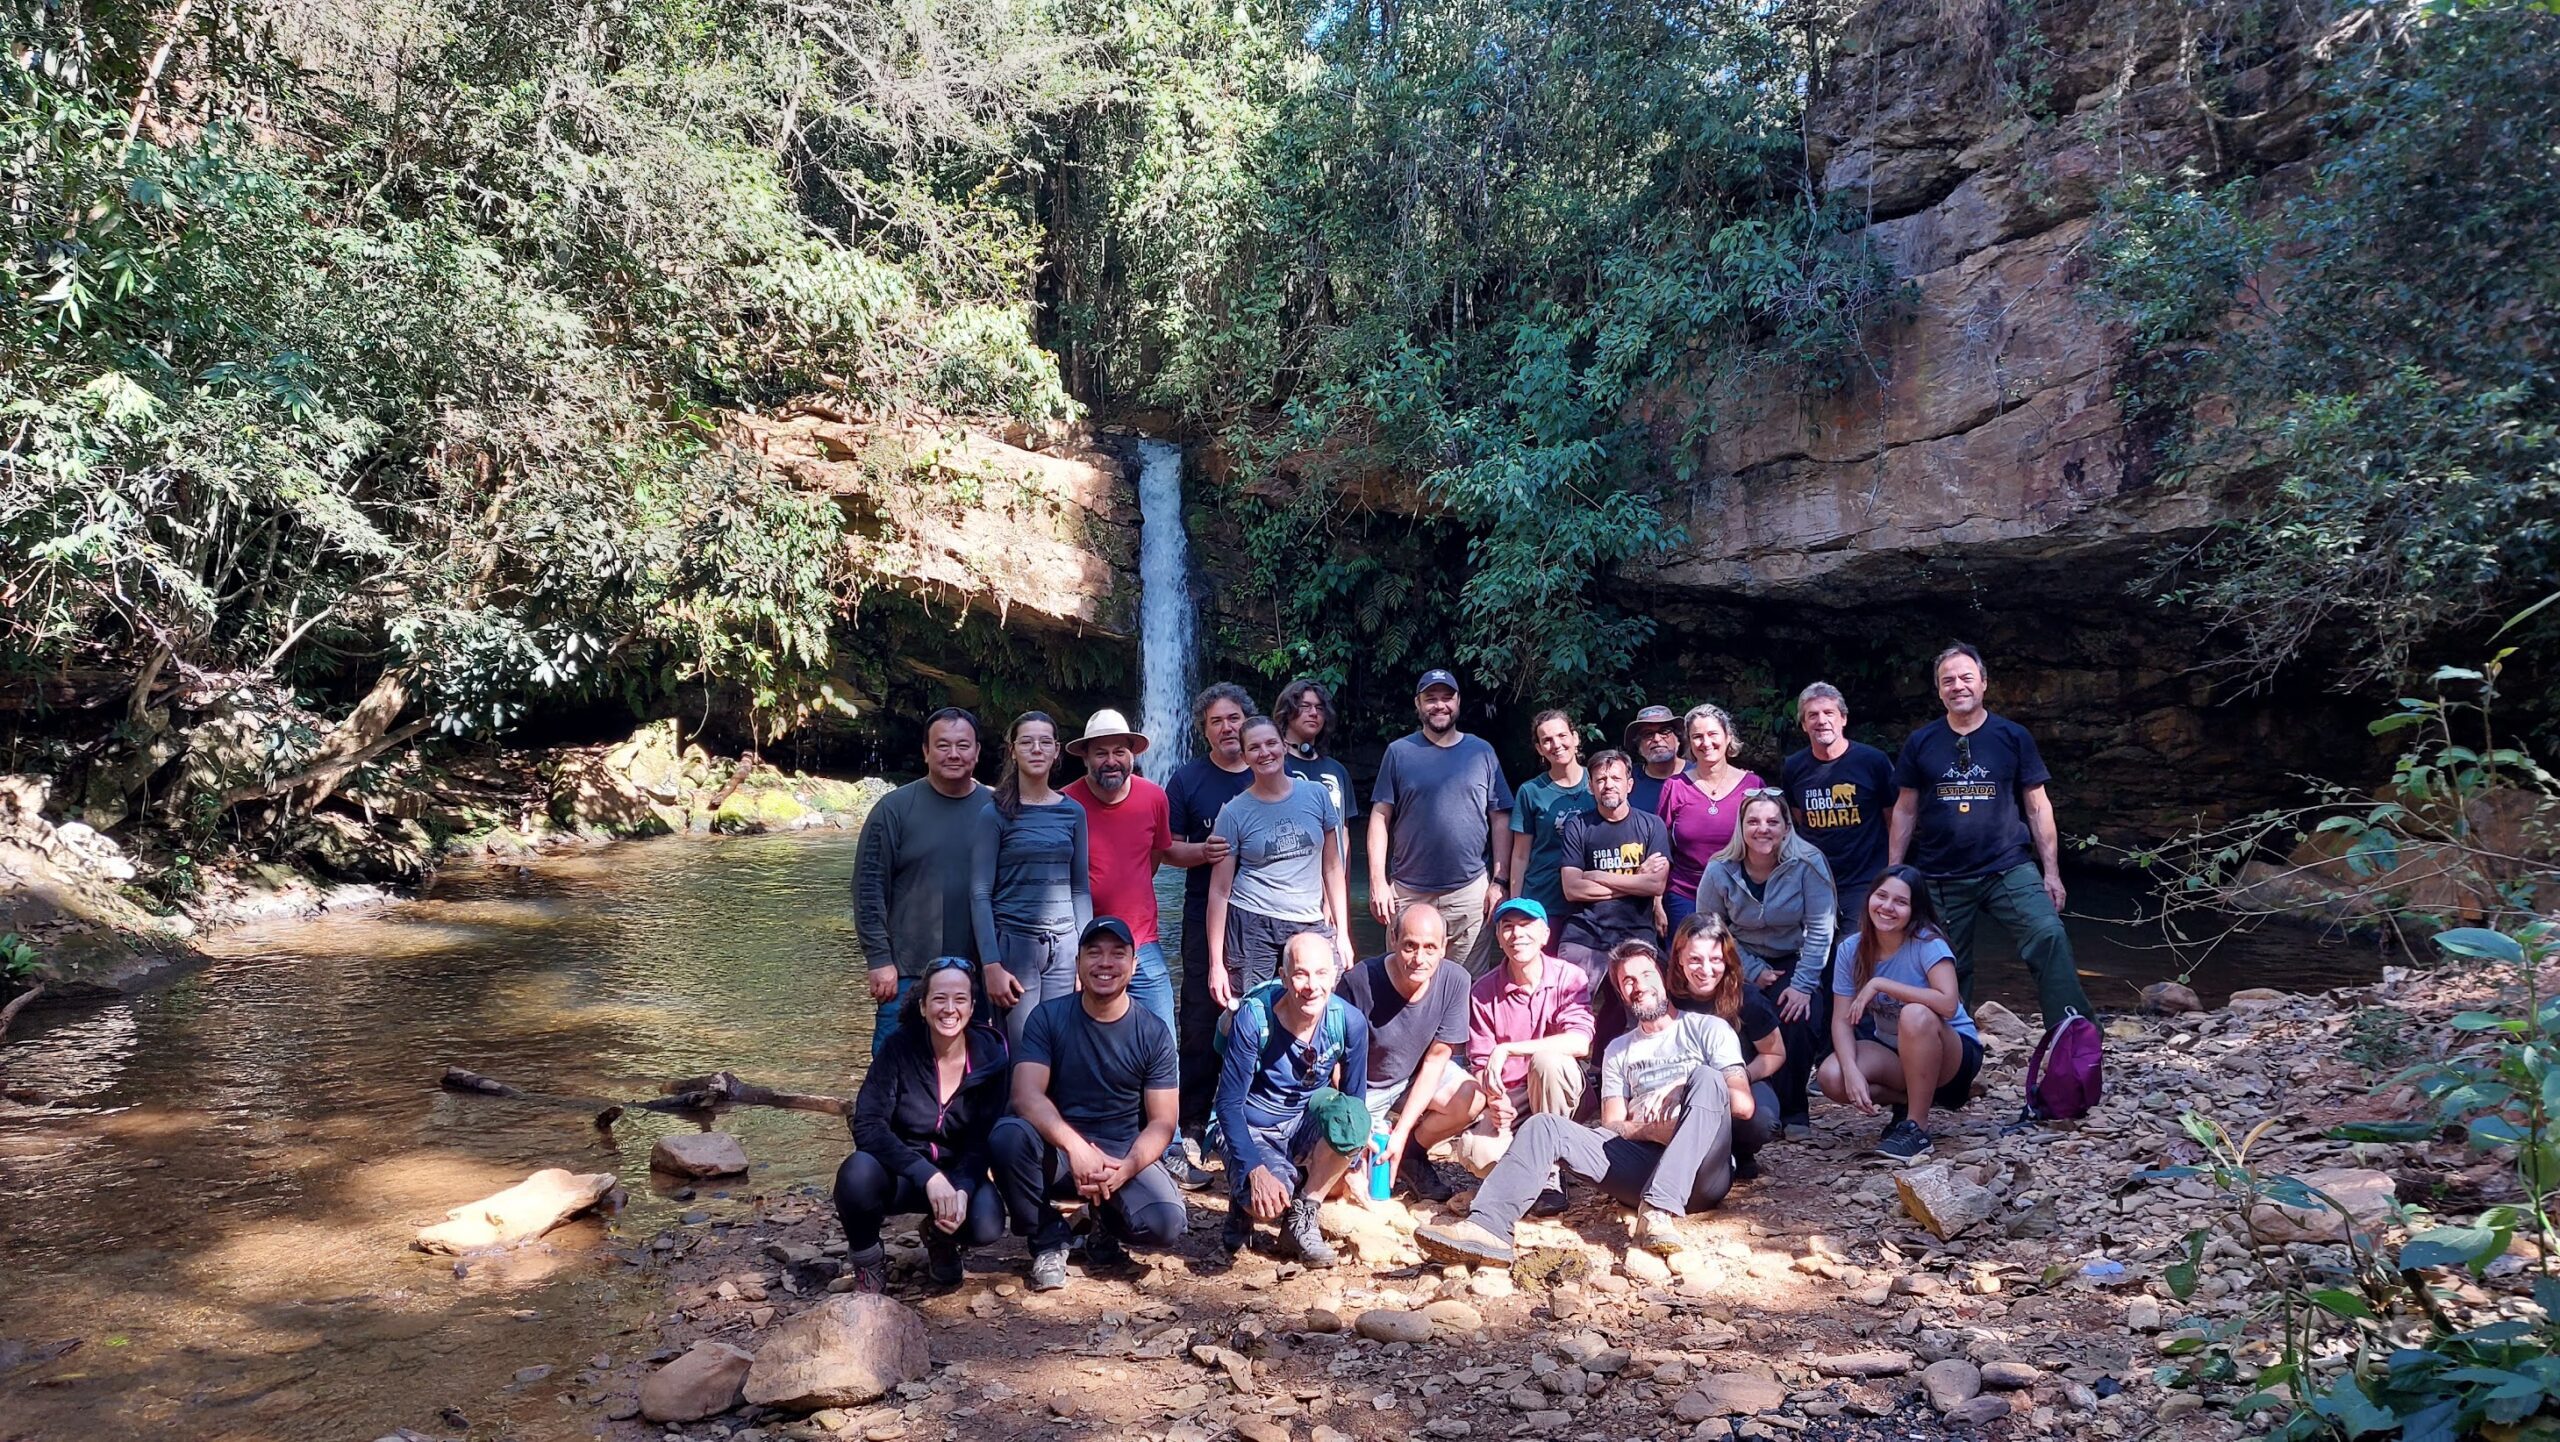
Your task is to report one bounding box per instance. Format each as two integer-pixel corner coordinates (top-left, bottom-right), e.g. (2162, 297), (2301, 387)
(970, 711), (1092, 1049)
(1816, 863), (1980, 1162)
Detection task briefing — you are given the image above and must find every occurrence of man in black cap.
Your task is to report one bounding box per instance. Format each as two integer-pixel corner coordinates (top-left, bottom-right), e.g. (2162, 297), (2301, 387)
(1367, 669), (1515, 975)
(988, 915), (1188, 1291)
(1621, 705), (1685, 817)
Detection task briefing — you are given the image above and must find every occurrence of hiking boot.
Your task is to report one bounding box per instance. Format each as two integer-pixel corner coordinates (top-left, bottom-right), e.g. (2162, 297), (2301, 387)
(1414, 1218), (1516, 1268)
(1277, 1197), (1339, 1267)
(1634, 1207), (1689, 1255)
(1874, 1118), (1933, 1162)
(1169, 1136), (1218, 1191)
(1399, 1148), (1457, 1203)
(1221, 1206), (1256, 1256)
(1529, 1186), (1570, 1217)
(922, 1231), (964, 1289)
(1027, 1244), (1070, 1292)
(837, 1244), (888, 1295)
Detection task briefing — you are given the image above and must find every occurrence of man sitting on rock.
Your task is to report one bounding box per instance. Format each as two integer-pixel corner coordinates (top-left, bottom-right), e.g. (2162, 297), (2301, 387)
(1336, 904), (1482, 1202)
(989, 916), (1188, 1291)
(1416, 939), (1754, 1266)
(1214, 931), (1371, 1263)
(1447, 898), (1594, 1192)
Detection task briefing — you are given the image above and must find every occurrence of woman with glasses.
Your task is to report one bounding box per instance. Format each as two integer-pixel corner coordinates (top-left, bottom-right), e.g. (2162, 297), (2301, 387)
(1817, 865), (1983, 1162)
(838, 956), (1010, 1292)
(1207, 716), (1351, 1006)
(1695, 791), (1838, 1135)
(1659, 919), (1783, 1180)
(1655, 703), (1765, 937)
(972, 711), (1093, 1048)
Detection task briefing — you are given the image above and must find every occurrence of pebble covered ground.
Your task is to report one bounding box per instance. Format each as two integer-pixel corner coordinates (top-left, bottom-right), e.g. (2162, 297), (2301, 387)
(383, 963), (2540, 1442)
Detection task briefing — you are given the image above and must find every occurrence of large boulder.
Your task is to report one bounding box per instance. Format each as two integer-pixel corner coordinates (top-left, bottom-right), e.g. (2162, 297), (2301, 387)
(413, 1168), (618, 1253)
(741, 1294), (931, 1410)
(640, 1341), (756, 1423)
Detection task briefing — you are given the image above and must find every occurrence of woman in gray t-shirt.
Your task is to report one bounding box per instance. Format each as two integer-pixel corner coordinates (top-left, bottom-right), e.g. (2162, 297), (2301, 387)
(971, 711), (1093, 1049)
(1207, 716), (1349, 1002)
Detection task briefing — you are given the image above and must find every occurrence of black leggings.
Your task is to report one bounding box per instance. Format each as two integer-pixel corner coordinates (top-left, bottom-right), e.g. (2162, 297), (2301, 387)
(832, 1151), (1005, 1253)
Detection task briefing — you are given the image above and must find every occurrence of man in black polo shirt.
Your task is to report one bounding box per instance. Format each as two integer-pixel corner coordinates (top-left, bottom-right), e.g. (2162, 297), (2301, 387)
(1887, 645), (2096, 1025)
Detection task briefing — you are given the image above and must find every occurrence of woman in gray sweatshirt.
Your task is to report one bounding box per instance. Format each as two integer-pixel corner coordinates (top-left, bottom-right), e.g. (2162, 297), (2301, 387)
(971, 711), (1093, 1049)
(1696, 792), (1837, 1132)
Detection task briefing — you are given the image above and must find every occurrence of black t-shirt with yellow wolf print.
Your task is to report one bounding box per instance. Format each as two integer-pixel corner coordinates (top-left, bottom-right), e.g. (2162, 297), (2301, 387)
(1780, 740), (1896, 892)
(1555, 807), (1671, 951)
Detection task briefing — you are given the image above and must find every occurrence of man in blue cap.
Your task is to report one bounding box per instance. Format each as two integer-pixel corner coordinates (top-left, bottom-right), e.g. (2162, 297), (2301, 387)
(1366, 667), (1514, 974)
(1447, 897), (1592, 1200)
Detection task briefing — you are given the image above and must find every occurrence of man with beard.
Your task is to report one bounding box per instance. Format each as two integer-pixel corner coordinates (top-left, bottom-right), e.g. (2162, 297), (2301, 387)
(1621, 706), (1685, 817)
(1165, 682), (1256, 1179)
(1064, 708), (1176, 1034)
(1556, 749), (1671, 1044)
(990, 917), (1188, 1291)
(853, 706), (991, 1053)
(1367, 669), (1514, 973)
(1414, 940), (1753, 1267)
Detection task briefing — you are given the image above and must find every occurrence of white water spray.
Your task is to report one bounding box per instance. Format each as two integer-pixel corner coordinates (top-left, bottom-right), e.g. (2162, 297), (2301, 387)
(1134, 439), (1196, 781)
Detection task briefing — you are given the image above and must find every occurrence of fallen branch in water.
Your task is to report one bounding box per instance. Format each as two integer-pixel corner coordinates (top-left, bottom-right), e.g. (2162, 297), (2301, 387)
(438, 1065), (850, 1124)
(0, 983), (46, 1044)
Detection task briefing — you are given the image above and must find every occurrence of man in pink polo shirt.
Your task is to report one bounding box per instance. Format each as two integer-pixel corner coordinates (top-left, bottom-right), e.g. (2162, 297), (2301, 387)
(1448, 898), (1593, 1198)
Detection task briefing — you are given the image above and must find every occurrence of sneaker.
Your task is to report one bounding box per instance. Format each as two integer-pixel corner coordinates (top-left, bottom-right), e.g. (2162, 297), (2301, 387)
(1082, 1224), (1130, 1272)
(1779, 1112), (1812, 1139)
(1414, 1218), (1516, 1268)
(1733, 1153), (1763, 1184)
(1634, 1207), (1689, 1255)
(1874, 1118), (1933, 1162)
(839, 1244), (888, 1295)
(1169, 1136), (1218, 1191)
(1529, 1187), (1570, 1217)
(1221, 1206), (1256, 1256)
(1399, 1148), (1457, 1203)
(921, 1231), (963, 1289)
(1880, 1104), (1907, 1144)
(1277, 1197), (1339, 1267)
(1027, 1245), (1070, 1292)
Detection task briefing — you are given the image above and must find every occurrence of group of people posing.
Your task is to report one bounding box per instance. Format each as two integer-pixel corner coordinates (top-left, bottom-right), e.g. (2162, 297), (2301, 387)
(842, 645), (2098, 1292)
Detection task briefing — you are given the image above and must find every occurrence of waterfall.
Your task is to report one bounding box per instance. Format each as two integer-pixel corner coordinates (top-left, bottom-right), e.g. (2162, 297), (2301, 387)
(1134, 439), (1196, 780)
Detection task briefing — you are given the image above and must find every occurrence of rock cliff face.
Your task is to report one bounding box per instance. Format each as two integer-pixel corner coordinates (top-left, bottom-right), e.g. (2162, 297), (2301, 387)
(1625, 0), (2366, 843)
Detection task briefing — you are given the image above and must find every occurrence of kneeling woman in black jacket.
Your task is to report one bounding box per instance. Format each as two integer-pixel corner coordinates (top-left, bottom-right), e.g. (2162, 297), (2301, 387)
(837, 956), (1010, 1291)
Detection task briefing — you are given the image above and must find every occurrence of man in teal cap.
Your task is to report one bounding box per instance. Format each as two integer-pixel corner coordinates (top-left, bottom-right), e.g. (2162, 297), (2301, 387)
(1447, 897), (1593, 1201)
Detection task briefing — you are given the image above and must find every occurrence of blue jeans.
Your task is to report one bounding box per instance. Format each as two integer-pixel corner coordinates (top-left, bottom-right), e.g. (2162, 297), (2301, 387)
(1128, 941), (1176, 1037)
(870, 974), (919, 1056)
(1665, 889), (1697, 935)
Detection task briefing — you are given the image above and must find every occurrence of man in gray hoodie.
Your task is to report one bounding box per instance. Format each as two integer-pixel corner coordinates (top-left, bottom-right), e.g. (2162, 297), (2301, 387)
(1694, 790), (1838, 1133)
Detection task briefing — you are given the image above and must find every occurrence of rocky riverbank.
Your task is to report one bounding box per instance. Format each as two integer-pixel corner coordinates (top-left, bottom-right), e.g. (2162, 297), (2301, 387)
(368, 964), (2532, 1442)
(0, 720), (886, 1007)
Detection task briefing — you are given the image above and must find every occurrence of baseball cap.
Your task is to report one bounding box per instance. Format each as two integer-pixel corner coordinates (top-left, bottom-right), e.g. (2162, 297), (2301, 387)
(1415, 668), (1460, 695)
(1620, 705), (1679, 750)
(1491, 896), (1548, 926)
(1078, 916), (1136, 949)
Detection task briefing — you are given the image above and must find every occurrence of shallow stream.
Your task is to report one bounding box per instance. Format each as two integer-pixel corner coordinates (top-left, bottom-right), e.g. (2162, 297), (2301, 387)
(0, 831), (2391, 1438)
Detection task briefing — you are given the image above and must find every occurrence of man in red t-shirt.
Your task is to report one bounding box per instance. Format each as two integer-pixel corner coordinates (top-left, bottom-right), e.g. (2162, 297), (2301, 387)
(1064, 709), (1177, 1034)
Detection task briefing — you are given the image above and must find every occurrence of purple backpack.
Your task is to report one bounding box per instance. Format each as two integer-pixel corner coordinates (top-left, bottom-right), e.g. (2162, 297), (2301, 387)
(2022, 1009), (2104, 1121)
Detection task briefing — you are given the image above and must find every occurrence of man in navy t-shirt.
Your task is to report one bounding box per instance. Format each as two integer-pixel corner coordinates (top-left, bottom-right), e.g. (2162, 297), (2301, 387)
(1367, 669), (1515, 974)
(1779, 682), (1895, 934)
(1886, 645), (2096, 1026)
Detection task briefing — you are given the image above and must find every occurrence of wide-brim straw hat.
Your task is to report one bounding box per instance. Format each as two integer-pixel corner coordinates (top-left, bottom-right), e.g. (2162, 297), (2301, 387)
(1066, 708), (1150, 758)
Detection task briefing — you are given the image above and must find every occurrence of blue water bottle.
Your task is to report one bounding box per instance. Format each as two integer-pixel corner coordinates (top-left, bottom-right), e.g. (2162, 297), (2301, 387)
(1368, 1125), (1394, 1200)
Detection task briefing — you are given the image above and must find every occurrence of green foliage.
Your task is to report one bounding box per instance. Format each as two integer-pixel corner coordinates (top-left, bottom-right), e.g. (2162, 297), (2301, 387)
(1060, 0), (1898, 704)
(2, 0), (1092, 830)
(2090, 0), (2560, 689)
(0, 933), (37, 983)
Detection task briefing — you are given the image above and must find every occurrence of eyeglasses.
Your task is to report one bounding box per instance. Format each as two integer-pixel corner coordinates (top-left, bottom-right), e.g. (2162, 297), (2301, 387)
(1742, 787), (1785, 799)
(1954, 735), (1974, 769)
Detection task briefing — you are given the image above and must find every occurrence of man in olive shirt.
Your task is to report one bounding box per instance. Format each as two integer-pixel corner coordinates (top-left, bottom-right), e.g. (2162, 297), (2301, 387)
(853, 707), (991, 1053)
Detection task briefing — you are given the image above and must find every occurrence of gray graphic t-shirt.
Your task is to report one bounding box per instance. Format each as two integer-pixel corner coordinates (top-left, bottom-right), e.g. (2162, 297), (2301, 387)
(1600, 1012), (1743, 1123)
(1213, 778), (1341, 924)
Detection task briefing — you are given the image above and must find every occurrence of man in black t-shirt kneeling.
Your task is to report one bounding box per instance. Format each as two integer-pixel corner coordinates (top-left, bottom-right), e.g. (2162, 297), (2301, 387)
(990, 917), (1189, 1292)
(1337, 905), (1485, 1202)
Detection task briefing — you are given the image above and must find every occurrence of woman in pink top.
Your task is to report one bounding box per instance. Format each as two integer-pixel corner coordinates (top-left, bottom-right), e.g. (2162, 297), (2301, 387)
(1657, 702), (1764, 935)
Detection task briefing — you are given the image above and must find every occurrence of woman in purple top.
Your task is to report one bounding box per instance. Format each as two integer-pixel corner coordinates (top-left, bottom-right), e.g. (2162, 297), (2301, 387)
(1656, 702), (1765, 936)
